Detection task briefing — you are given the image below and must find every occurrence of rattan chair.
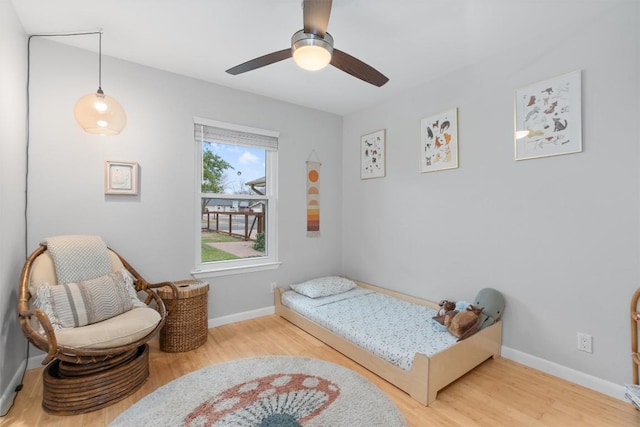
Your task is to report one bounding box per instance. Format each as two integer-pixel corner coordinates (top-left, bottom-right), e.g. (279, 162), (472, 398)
(18, 240), (178, 415)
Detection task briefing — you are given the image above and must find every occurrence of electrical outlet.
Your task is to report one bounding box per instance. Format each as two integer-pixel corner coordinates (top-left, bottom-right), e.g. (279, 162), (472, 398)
(577, 332), (593, 353)
(270, 282), (277, 293)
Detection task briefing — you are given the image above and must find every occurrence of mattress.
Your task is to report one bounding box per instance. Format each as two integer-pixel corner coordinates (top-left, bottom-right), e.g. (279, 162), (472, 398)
(281, 286), (458, 371)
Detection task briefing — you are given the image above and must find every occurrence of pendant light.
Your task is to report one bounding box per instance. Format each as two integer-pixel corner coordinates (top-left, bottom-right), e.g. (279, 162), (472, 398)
(73, 32), (126, 135)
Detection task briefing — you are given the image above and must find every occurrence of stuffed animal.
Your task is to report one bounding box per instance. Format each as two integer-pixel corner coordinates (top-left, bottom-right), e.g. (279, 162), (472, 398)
(432, 300), (458, 327)
(437, 300), (456, 317)
(447, 305), (484, 341)
(443, 309), (460, 328)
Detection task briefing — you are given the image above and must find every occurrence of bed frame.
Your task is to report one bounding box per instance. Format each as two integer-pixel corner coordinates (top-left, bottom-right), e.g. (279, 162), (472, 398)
(275, 280), (502, 406)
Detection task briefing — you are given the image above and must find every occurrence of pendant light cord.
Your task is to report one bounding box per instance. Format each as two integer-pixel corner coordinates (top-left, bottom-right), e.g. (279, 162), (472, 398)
(98, 31), (103, 92)
(24, 30), (102, 257)
(14, 30), (103, 413)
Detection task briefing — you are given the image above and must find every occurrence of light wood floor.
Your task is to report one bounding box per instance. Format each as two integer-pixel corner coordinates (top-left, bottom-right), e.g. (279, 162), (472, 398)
(2, 315), (639, 426)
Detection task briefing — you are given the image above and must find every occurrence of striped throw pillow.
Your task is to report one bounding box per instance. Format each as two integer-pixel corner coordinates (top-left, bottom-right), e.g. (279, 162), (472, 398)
(33, 269), (141, 330)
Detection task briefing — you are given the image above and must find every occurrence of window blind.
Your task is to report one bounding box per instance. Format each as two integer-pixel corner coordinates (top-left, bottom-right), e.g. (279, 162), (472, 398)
(194, 120), (278, 151)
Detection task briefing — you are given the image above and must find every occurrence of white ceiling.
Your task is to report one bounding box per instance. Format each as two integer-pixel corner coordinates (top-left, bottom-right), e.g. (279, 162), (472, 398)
(12, 0), (616, 116)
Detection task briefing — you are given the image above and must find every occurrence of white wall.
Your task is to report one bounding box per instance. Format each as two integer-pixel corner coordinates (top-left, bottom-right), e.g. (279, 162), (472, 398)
(7, 0), (639, 408)
(27, 39), (343, 319)
(0, 0), (27, 416)
(342, 1), (639, 390)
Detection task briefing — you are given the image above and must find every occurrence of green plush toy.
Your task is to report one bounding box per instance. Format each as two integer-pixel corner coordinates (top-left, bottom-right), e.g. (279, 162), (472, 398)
(474, 288), (505, 329)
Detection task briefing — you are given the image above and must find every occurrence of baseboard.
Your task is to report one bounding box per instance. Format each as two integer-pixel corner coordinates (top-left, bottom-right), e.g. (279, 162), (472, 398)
(207, 309), (627, 402)
(0, 359), (26, 417)
(13, 310), (625, 405)
(501, 346), (625, 401)
(208, 306), (274, 328)
(27, 353), (46, 370)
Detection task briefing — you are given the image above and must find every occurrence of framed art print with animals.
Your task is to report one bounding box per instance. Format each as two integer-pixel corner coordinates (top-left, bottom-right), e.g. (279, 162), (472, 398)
(360, 129), (386, 179)
(420, 108), (458, 173)
(514, 70), (582, 160)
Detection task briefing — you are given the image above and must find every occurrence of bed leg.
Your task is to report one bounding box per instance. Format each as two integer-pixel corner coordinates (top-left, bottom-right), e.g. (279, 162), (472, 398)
(410, 391), (429, 406)
(410, 389), (436, 406)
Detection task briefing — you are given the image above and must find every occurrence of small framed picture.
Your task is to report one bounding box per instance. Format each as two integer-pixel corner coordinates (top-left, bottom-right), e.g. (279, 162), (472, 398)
(514, 70), (582, 160)
(420, 108), (458, 173)
(360, 129), (386, 179)
(104, 161), (138, 195)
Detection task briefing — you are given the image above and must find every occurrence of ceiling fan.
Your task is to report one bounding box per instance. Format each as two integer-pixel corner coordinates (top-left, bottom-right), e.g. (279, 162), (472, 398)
(225, 0), (389, 87)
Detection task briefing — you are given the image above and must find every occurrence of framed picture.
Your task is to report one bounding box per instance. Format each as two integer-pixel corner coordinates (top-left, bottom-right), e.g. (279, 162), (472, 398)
(104, 161), (138, 195)
(420, 108), (458, 173)
(360, 129), (386, 179)
(514, 70), (582, 160)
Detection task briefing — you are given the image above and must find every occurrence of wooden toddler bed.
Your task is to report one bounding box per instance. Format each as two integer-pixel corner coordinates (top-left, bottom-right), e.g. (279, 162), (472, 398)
(275, 279), (502, 406)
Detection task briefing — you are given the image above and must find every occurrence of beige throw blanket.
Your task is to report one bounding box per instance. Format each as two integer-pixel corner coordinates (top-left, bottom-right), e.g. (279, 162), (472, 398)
(41, 235), (112, 285)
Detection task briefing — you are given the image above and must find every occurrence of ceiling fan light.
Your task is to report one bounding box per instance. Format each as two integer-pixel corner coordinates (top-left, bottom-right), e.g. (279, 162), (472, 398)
(74, 90), (127, 135)
(293, 45), (331, 70)
(291, 30), (334, 71)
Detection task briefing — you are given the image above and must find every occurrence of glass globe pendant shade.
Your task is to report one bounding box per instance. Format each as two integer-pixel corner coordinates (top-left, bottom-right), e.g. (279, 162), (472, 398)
(73, 88), (126, 135)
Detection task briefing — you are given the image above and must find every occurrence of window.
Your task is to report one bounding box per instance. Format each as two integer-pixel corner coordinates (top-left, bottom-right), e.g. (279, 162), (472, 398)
(192, 118), (279, 277)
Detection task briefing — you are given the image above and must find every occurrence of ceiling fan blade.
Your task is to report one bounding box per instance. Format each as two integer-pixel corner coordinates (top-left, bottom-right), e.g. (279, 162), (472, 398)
(330, 49), (389, 87)
(226, 49), (292, 75)
(303, 0), (333, 37)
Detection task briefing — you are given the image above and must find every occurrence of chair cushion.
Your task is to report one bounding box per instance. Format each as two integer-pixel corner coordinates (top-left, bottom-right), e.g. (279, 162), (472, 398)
(55, 306), (162, 349)
(32, 269), (142, 330)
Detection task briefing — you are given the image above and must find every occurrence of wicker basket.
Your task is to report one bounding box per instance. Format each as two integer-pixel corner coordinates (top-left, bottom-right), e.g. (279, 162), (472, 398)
(157, 280), (209, 352)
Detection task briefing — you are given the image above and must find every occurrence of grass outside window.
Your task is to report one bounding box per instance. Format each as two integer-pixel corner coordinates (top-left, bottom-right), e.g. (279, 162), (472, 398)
(201, 230), (241, 262)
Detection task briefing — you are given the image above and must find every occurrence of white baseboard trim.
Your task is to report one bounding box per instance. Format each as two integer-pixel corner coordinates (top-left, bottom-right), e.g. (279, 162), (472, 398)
(12, 311), (625, 406)
(206, 311), (628, 402)
(208, 306), (274, 328)
(501, 346), (625, 401)
(27, 353), (46, 370)
(0, 359), (26, 417)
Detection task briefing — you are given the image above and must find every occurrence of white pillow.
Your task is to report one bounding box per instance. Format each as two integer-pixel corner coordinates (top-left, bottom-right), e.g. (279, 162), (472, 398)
(290, 276), (356, 298)
(32, 269), (142, 330)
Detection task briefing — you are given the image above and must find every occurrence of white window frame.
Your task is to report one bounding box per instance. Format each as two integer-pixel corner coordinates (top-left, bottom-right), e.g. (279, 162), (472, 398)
(191, 117), (280, 278)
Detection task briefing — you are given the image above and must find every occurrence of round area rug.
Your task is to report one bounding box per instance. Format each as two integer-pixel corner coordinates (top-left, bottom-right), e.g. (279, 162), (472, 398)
(109, 355), (406, 427)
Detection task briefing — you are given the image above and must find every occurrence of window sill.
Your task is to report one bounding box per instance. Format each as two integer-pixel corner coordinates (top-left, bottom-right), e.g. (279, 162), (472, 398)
(191, 261), (281, 279)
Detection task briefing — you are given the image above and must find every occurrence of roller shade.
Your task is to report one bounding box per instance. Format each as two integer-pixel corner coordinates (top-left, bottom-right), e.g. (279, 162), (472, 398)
(194, 119), (278, 151)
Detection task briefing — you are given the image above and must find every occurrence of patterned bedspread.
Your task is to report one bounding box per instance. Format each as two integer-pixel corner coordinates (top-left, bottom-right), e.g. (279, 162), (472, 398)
(281, 287), (458, 371)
